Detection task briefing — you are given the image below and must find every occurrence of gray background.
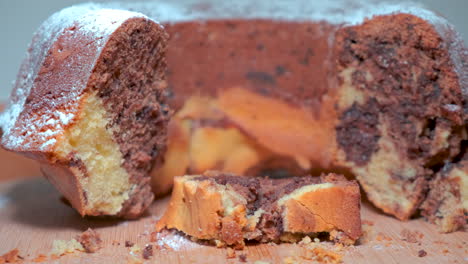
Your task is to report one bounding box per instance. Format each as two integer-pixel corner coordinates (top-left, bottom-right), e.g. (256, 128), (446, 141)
(0, 0), (467, 101)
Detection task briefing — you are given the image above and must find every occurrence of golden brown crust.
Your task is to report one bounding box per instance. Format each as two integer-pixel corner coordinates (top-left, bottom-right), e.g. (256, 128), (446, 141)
(40, 162), (87, 216)
(281, 182), (361, 241)
(156, 173), (361, 248)
(156, 176), (224, 239)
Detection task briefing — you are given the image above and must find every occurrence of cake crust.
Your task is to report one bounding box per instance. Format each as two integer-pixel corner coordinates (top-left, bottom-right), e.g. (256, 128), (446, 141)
(0, 7), (169, 218)
(156, 172), (362, 248)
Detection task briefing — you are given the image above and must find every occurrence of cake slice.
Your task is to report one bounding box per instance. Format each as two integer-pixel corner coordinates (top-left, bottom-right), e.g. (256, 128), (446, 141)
(421, 153), (467, 232)
(0, 5), (170, 218)
(156, 172), (361, 248)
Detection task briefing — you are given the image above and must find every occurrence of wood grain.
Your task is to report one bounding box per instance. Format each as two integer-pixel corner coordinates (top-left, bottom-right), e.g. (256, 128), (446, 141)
(0, 135), (466, 263)
(0, 177), (466, 264)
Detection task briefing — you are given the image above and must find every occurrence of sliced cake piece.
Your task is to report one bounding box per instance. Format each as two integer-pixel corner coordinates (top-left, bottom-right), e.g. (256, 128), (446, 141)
(0, 5), (170, 218)
(420, 153), (467, 232)
(156, 172), (361, 248)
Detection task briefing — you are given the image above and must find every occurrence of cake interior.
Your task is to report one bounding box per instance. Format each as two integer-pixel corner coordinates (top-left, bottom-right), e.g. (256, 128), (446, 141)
(334, 13), (467, 220)
(49, 17), (168, 216)
(55, 93), (132, 215)
(421, 159), (468, 232)
(154, 13), (466, 228)
(190, 173), (357, 246)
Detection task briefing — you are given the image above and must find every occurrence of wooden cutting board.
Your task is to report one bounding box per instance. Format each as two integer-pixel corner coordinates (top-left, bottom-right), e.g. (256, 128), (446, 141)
(0, 151), (466, 264)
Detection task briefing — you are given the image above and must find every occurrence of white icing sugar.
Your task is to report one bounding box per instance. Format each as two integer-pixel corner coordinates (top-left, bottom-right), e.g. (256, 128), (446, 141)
(77, 8), (149, 43)
(154, 231), (196, 250)
(58, 111), (74, 126)
(41, 138), (57, 151)
(105, 0), (447, 26)
(0, 5), (152, 151)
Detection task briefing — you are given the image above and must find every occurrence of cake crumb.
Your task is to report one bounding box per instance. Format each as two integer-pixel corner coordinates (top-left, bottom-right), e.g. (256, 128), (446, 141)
(76, 228), (102, 253)
(359, 222), (374, 244)
(238, 253), (247, 262)
(376, 232), (392, 242)
(418, 250), (427, 257)
(288, 243), (343, 264)
(226, 248), (236, 259)
(142, 244), (153, 260)
(125, 241), (135, 247)
(400, 229), (421, 243)
(334, 243), (344, 251)
(32, 254), (48, 263)
(0, 249), (22, 263)
(309, 247), (342, 263)
(129, 245), (141, 254)
(127, 255), (143, 264)
(51, 239), (84, 256)
(299, 236), (312, 245)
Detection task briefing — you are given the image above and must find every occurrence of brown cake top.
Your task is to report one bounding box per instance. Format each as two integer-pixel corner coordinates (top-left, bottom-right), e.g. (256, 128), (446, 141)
(108, 0), (467, 115)
(0, 5), (157, 153)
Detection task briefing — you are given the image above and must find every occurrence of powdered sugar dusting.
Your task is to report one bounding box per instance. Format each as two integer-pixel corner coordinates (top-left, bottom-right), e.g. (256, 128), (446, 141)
(154, 231), (197, 251)
(0, 5), (94, 150)
(77, 8), (148, 45)
(106, 0), (448, 26)
(0, 5), (152, 151)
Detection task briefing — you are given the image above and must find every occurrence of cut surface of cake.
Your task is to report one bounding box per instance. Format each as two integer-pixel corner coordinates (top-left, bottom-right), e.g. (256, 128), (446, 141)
(1, 0), (467, 231)
(115, 0), (466, 231)
(0, 5), (170, 218)
(156, 172), (362, 248)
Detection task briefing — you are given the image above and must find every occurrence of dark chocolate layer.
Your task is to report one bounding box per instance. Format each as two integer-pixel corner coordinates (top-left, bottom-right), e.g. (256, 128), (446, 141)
(88, 18), (170, 218)
(164, 20), (336, 111)
(335, 14), (465, 167)
(336, 99), (380, 166)
(196, 172), (351, 242)
(334, 13), (467, 218)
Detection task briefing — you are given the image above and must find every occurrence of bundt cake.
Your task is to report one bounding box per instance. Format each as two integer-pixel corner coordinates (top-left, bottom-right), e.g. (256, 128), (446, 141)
(118, 0), (466, 231)
(0, 0), (466, 232)
(0, 5), (170, 218)
(156, 172), (361, 248)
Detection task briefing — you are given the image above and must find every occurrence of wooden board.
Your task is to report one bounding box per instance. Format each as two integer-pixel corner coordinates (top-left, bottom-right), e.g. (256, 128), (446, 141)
(0, 153), (467, 263)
